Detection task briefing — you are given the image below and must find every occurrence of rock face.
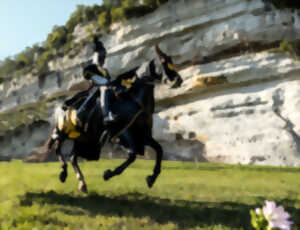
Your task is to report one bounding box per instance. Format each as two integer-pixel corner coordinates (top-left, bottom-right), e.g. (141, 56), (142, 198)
(154, 52), (300, 166)
(1, 0), (300, 166)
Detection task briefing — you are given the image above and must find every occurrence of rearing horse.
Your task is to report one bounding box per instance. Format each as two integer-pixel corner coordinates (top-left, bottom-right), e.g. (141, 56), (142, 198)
(47, 46), (183, 193)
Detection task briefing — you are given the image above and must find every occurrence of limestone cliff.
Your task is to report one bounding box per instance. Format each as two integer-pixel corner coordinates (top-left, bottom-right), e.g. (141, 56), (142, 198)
(1, 0), (300, 166)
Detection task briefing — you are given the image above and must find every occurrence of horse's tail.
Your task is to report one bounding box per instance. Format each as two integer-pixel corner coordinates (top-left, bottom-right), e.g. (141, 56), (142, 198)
(47, 105), (65, 151)
(47, 135), (56, 150)
(54, 106), (65, 124)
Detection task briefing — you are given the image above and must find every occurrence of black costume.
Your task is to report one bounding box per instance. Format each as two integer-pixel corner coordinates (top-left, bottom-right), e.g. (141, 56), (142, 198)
(63, 37), (117, 129)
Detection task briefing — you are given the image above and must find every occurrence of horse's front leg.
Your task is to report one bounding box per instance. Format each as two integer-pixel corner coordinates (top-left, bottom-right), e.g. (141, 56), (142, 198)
(70, 154), (88, 193)
(145, 137), (163, 188)
(55, 141), (68, 183)
(104, 131), (138, 180)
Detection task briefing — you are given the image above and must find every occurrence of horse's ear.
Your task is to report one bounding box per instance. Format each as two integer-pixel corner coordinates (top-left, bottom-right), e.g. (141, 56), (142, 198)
(155, 45), (163, 57)
(155, 45), (170, 63)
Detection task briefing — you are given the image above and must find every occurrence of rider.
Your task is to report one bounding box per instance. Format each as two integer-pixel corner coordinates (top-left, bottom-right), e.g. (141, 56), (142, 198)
(88, 37), (118, 124)
(63, 37), (118, 130)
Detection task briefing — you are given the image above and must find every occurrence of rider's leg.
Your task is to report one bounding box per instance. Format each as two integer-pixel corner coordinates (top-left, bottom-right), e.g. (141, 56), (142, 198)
(100, 86), (117, 124)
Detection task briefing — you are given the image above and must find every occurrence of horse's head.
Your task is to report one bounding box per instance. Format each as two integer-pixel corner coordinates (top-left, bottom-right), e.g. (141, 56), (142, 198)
(154, 45), (183, 88)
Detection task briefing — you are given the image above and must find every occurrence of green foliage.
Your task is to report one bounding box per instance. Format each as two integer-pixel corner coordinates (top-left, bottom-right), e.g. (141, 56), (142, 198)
(0, 57), (18, 80)
(66, 4), (107, 33)
(45, 25), (68, 54)
(0, 160), (300, 229)
(0, 43), (43, 80)
(67, 40), (89, 59)
(263, 0), (300, 9)
(250, 209), (269, 230)
(86, 22), (105, 42)
(35, 50), (53, 78)
(66, 5), (87, 33)
(124, 5), (154, 18)
(16, 49), (33, 68)
(279, 40), (300, 60)
(104, 0), (122, 8)
(111, 7), (126, 23)
(143, 0), (158, 8)
(158, 0), (169, 4)
(63, 33), (76, 54)
(0, 0), (170, 80)
(121, 0), (136, 8)
(97, 11), (112, 31)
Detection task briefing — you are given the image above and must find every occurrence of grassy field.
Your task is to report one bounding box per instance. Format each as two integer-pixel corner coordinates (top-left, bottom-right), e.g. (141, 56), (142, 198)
(0, 159), (299, 230)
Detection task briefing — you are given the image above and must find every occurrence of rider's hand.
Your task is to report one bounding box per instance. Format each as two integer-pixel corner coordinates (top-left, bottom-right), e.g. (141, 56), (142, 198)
(62, 104), (68, 111)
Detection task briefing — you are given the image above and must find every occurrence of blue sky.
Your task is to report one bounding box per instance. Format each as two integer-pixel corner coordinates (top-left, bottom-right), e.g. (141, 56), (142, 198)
(0, 0), (102, 61)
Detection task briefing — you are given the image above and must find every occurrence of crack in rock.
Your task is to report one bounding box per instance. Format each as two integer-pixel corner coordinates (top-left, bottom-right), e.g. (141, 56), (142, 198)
(272, 88), (300, 155)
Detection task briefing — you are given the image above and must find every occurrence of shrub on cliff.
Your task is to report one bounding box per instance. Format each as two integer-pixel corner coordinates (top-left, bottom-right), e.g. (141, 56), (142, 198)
(111, 7), (127, 23)
(35, 50), (53, 78)
(98, 11), (111, 30)
(279, 40), (300, 60)
(0, 44), (43, 80)
(45, 25), (68, 55)
(124, 5), (154, 18)
(0, 0), (170, 81)
(0, 57), (17, 80)
(263, 0), (300, 9)
(15, 44), (41, 68)
(66, 4), (107, 34)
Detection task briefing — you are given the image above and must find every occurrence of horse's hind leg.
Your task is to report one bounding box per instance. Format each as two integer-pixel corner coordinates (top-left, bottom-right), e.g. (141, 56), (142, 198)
(145, 137), (163, 188)
(70, 154), (88, 193)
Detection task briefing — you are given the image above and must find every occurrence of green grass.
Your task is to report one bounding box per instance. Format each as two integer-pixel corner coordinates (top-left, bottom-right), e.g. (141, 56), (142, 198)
(0, 159), (299, 230)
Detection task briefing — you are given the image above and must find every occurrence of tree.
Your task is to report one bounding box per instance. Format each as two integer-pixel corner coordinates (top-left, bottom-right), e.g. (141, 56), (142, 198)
(45, 25), (68, 53)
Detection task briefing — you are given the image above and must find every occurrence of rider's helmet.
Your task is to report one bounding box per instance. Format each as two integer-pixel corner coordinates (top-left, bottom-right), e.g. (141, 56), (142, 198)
(93, 36), (107, 66)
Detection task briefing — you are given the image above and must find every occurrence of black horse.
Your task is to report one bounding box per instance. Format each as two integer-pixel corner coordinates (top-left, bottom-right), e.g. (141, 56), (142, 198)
(47, 46), (183, 193)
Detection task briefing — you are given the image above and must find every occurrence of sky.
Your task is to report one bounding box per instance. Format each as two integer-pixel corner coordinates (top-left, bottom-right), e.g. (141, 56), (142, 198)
(0, 0), (102, 61)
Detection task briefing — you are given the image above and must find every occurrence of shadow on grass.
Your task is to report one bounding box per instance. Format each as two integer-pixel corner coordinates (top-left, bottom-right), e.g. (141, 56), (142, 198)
(19, 191), (300, 229)
(163, 163), (300, 174)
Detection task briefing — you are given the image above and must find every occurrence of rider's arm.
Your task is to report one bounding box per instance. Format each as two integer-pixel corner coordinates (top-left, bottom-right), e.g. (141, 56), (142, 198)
(91, 75), (109, 86)
(64, 87), (92, 107)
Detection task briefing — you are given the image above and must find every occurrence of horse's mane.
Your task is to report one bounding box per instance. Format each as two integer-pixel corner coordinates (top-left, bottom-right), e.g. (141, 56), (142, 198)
(114, 67), (139, 82)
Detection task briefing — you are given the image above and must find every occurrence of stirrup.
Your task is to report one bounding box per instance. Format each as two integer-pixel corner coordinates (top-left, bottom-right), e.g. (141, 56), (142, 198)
(83, 123), (89, 132)
(103, 112), (118, 124)
(100, 130), (110, 145)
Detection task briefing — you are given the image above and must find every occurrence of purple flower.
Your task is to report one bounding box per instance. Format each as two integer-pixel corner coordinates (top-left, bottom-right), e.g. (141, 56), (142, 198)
(262, 200), (293, 230)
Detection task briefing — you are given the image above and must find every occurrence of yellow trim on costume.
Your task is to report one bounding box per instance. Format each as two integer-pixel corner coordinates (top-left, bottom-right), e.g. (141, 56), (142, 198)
(97, 66), (107, 77)
(121, 77), (136, 89)
(56, 108), (81, 139)
(167, 63), (177, 72)
(70, 109), (77, 126)
(68, 131), (81, 139)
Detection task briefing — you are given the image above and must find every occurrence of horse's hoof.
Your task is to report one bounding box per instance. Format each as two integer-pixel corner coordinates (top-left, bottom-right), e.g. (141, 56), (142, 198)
(103, 169), (113, 181)
(59, 170), (67, 183)
(146, 175), (155, 188)
(79, 182), (88, 194)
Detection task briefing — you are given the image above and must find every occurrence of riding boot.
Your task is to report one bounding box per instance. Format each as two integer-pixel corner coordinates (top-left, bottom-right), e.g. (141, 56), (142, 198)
(101, 87), (118, 126)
